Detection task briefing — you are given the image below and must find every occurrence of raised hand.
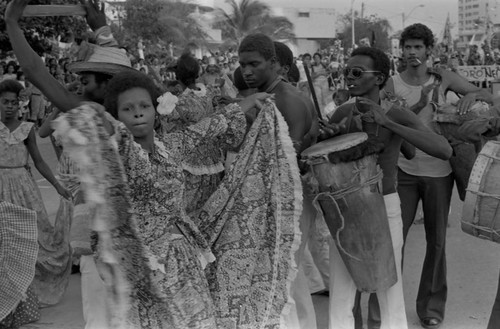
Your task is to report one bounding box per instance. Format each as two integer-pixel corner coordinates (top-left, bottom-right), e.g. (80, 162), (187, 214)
(80, 0), (106, 31)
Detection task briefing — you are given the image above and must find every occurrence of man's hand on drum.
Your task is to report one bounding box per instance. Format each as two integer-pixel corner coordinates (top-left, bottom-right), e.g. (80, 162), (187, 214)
(356, 97), (391, 127)
(456, 93), (476, 115)
(319, 118), (347, 140)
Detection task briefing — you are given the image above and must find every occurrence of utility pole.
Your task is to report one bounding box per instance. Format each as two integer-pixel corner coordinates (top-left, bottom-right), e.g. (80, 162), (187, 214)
(361, 2), (365, 19)
(351, 0), (356, 49)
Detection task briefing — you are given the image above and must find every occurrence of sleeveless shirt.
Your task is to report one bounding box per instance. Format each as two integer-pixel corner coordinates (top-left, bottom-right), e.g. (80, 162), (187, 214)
(392, 74), (452, 177)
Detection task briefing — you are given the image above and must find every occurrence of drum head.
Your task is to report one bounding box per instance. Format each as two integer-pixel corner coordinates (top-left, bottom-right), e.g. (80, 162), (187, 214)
(302, 132), (368, 158)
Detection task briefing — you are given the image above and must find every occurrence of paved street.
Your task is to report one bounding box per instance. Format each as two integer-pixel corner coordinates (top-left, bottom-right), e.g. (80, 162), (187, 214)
(22, 134), (499, 329)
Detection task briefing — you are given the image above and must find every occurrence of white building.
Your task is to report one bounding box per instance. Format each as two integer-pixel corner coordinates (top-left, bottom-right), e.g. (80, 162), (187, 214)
(275, 7), (337, 55)
(457, 0), (500, 48)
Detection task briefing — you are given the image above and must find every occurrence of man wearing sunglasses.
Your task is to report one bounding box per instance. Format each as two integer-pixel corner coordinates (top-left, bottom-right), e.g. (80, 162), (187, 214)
(320, 46), (452, 329)
(383, 23), (493, 329)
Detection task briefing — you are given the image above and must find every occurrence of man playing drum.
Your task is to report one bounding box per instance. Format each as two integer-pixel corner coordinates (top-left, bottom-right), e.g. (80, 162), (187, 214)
(238, 33), (319, 328)
(320, 46), (452, 329)
(384, 23), (493, 329)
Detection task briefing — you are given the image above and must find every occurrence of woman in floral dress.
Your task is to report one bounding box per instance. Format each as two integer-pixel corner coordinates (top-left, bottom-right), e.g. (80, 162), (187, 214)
(0, 80), (72, 327)
(159, 54), (234, 214)
(54, 70), (266, 328)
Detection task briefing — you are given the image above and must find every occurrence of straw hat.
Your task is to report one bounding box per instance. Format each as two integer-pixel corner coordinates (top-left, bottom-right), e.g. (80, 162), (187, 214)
(67, 42), (134, 75)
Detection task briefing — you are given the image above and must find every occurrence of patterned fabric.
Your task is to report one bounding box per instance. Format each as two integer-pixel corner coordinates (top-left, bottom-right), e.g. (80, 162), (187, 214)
(193, 99), (303, 328)
(52, 134), (93, 257)
(0, 121), (72, 306)
(54, 105), (170, 329)
(158, 86), (245, 214)
(0, 286), (40, 329)
(54, 102), (246, 329)
(0, 201), (38, 323)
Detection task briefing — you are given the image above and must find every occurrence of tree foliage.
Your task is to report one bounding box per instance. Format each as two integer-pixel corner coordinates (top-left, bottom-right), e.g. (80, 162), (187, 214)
(122, 0), (207, 50)
(215, 0), (295, 48)
(0, 0), (87, 54)
(336, 11), (392, 52)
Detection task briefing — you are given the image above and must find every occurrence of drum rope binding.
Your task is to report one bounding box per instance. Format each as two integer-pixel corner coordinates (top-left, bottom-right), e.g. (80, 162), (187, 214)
(460, 221), (500, 240)
(311, 168), (384, 262)
(466, 190), (500, 200)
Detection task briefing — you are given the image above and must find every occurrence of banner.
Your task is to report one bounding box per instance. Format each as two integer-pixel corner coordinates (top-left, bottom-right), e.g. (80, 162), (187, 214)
(457, 65), (500, 82)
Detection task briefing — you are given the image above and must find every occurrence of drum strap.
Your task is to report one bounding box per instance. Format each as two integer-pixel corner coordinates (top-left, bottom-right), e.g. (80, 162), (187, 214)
(311, 168), (384, 261)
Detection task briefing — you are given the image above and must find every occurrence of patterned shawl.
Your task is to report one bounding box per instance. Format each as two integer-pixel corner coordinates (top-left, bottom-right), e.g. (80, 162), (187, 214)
(53, 98), (303, 328)
(53, 104), (172, 329)
(194, 99), (303, 328)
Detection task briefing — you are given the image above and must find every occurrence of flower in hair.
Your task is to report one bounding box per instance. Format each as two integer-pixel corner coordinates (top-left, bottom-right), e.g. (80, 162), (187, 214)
(156, 92), (179, 116)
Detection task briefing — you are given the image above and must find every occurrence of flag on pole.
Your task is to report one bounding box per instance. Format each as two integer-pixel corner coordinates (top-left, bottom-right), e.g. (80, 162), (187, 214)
(442, 13), (453, 53)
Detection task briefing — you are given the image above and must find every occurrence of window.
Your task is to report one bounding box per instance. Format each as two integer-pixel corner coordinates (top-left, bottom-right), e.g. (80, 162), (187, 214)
(298, 12), (310, 17)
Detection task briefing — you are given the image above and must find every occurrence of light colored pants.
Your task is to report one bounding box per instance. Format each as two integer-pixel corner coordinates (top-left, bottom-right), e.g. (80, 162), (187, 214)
(80, 255), (108, 329)
(304, 211), (331, 293)
(328, 193), (408, 329)
(283, 192), (318, 329)
(303, 243), (326, 293)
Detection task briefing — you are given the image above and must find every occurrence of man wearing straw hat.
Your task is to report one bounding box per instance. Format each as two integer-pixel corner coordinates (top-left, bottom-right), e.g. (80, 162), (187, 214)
(5, 1), (135, 328)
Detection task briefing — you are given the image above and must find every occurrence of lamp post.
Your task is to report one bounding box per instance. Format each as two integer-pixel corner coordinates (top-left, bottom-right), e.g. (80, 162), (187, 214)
(351, 0), (356, 49)
(402, 4), (425, 29)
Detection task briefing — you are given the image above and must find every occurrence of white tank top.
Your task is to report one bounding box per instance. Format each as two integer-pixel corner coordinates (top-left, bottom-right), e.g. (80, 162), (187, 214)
(392, 74), (452, 177)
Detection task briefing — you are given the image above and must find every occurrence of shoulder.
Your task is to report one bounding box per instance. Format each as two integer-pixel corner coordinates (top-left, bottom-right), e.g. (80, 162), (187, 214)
(275, 82), (312, 112)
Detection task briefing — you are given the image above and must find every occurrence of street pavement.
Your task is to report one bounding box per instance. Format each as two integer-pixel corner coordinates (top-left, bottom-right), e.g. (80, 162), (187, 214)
(22, 134), (499, 329)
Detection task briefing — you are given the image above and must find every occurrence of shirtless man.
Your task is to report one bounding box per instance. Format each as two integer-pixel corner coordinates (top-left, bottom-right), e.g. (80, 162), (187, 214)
(238, 33), (319, 328)
(321, 46), (452, 329)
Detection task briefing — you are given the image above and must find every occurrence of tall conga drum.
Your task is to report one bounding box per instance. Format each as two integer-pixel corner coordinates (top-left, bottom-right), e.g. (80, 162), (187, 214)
(301, 132), (397, 292)
(462, 140), (500, 243)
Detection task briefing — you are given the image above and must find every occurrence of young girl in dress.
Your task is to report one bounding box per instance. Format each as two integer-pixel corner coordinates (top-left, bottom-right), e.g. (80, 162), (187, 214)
(0, 80), (71, 327)
(55, 70), (267, 328)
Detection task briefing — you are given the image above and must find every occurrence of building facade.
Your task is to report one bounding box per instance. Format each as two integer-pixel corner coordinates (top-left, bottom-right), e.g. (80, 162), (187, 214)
(458, 0), (500, 48)
(274, 7), (337, 55)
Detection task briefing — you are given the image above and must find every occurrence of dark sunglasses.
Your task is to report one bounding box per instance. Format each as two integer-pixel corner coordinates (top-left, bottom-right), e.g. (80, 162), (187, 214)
(343, 67), (381, 79)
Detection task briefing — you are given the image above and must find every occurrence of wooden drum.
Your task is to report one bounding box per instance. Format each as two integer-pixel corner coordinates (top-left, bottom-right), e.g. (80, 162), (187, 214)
(434, 102), (493, 201)
(301, 132), (397, 292)
(462, 140), (500, 243)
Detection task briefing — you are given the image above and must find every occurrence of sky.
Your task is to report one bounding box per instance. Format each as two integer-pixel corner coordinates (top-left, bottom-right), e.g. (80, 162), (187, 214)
(214, 0), (459, 39)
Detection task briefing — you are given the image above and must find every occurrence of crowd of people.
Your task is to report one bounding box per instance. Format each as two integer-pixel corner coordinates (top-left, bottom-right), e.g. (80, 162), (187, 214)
(1, 1), (500, 329)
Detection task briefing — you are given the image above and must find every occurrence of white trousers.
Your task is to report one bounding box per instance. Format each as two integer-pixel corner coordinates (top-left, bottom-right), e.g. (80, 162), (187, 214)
(283, 192), (318, 329)
(80, 255), (108, 329)
(303, 243), (326, 293)
(328, 193), (408, 329)
(304, 210), (331, 293)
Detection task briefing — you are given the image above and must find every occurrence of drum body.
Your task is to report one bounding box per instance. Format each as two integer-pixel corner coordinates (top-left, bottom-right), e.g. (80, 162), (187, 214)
(462, 140), (500, 243)
(434, 102), (492, 201)
(301, 133), (397, 292)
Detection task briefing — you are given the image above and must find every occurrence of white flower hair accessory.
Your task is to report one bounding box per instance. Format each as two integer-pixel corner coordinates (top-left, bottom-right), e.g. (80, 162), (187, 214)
(192, 83), (207, 97)
(156, 92), (179, 116)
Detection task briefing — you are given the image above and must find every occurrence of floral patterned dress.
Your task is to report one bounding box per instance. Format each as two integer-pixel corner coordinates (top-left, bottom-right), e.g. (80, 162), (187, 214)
(55, 102), (246, 328)
(0, 121), (71, 325)
(158, 85), (243, 214)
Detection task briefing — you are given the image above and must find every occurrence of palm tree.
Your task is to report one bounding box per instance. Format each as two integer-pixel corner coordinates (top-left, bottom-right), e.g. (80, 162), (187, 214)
(123, 0), (207, 48)
(215, 0), (295, 48)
